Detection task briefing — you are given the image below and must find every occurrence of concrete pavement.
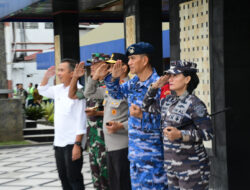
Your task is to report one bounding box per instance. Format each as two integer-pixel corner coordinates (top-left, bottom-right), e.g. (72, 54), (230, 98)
(0, 145), (94, 190)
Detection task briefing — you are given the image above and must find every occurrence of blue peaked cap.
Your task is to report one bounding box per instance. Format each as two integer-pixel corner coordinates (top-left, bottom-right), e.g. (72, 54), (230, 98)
(126, 42), (155, 56)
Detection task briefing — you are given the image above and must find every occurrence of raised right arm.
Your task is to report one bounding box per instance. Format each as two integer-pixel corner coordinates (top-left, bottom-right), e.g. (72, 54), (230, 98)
(69, 62), (85, 99)
(142, 75), (170, 114)
(38, 66), (56, 99)
(83, 76), (105, 99)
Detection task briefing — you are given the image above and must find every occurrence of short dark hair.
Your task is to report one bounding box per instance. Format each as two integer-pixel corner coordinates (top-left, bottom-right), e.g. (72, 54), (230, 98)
(140, 53), (152, 65)
(182, 70), (199, 94)
(61, 58), (78, 71)
(122, 63), (130, 75)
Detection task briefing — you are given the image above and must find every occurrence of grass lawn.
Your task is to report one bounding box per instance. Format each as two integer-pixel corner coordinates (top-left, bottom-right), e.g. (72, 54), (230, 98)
(0, 140), (32, 146)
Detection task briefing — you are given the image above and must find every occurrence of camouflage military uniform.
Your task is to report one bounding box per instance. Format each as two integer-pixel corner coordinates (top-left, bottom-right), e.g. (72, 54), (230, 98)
(77, 81), (109, 190)
(143, 88), (213, 190)
(104, 69), (167, 190)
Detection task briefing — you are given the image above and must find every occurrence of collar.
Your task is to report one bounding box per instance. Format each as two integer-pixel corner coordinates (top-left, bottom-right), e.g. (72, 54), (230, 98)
(134, 68), (158, 88)
(177, 90), (189, 100)
(121, 76), (130, 83)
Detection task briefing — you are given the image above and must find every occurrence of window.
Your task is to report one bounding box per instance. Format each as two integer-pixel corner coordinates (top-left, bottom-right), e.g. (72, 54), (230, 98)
(45, 22), (54, 29)
(24, 22), (38, 29)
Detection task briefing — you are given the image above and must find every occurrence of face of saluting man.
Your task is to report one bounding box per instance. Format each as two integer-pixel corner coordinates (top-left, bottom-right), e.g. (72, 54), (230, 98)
(128, 54), (148, 75)
(57, 62), (74, 86)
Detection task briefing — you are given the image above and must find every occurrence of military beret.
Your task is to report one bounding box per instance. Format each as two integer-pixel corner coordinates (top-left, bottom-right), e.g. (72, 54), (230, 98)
(165, 60), (198, 74)
(126, 42), (154, 56)
(85, 53), (110, 66)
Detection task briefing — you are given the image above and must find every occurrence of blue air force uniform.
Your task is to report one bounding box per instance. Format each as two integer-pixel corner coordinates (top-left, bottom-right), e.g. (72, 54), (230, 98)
(104, 42), (167, 190)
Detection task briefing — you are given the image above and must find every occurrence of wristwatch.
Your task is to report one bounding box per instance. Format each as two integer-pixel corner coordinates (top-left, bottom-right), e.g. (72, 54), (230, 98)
(74, 141), (82, 146)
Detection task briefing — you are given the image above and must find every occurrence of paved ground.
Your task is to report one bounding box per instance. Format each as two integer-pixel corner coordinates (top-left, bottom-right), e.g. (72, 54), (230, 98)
(0, 145), (94, 190)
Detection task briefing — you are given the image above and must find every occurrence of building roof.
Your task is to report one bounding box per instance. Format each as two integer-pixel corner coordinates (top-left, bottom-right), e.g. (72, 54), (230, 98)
(0, 0), (169, 22)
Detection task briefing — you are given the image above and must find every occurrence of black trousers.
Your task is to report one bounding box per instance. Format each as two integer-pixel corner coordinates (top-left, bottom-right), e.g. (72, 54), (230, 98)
(54, 145), (84, 190)
(107, 148), (131, 190)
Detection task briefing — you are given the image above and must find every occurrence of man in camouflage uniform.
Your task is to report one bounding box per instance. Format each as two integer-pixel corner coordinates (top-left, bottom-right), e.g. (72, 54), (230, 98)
(142, 60), (213, 190)
(85, 53), (131, 190)
(104, 42), (167, 190)
(69, 53), (110, 190)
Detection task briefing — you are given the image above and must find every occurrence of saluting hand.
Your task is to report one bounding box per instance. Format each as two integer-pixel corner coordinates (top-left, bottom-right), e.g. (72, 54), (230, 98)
(129, 104), (143, 119)
(163, 126), (182, 141)
(73, 61), (85, 79)
(45, 66), (56, 79)
(151, 74), (170, 89)
(111, 60), (124, 78)
(92, 63), (109, 81)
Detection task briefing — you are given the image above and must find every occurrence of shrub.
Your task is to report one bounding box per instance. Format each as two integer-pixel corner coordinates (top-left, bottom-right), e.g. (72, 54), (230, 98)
(25, 105), (45, 120)
(41, 101), (54, 124)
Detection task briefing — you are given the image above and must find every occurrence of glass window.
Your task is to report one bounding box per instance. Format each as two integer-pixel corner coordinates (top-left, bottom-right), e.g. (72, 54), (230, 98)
(24, 22), (38, 29)
(45, 22), (54, 29)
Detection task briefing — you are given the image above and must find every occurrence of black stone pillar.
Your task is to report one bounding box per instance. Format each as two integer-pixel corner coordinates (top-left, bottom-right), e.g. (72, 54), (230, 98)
(169, 0), (189, 61)
(209, 0), (228, 188)
(52, 0), (80, 61)
(123, 0), (163, 75)
(210, 0), (250, 189)
(169, 0), (181, 61)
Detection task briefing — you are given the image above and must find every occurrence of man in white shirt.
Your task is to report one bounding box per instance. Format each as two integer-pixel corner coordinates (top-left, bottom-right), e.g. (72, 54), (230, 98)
(38, 58), (87, 190)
